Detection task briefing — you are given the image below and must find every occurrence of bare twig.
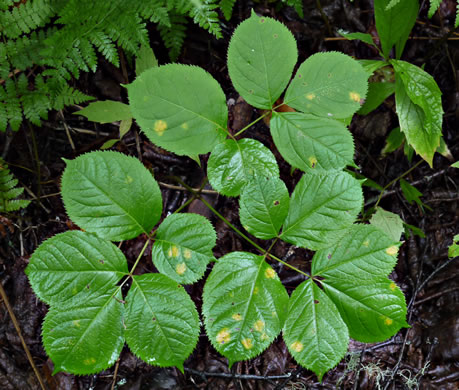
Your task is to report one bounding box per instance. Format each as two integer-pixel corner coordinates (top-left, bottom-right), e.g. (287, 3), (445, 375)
(185, 367), (292, 382)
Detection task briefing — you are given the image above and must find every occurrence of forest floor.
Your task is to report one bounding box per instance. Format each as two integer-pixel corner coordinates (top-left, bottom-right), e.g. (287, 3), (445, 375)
(0, 0), (458, 389)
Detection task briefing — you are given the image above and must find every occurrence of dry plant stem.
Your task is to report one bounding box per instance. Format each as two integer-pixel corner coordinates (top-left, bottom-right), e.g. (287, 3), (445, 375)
(159, 181), (218, 194)
(110, 358), (121, 390)
(59, 110), (76, 151)
(0, 281), (47, 390)
(185, 367), (292, 382)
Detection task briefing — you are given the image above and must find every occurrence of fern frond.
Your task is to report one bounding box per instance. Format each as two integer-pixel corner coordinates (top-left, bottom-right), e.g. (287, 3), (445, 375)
(456, 2), (459, 27)
(0, 157), (30, 212)
(3, 78), (22, 131)
(105, 11), (148, 54)
(282, 0), (304, 17)
(189, 1), (222, 38)
(52, 83), (92, 111)
(158, 13), (188, 61)
(428, 0), (442, 17)
(219, 0), (236, 20)
(89, 32), (119, 66)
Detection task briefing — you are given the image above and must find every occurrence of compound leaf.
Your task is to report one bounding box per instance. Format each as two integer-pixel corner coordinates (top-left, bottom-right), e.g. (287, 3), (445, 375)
(152, 213), (216, 284)
(239, 175), (289, 239)
(42, 286), (125, 375)
(283, 279), (348, 381)
(61, 151), (162, 241)
(322, 278), (409, 343)
(280, 171), (363, 251)
(124, 274), (200, 372)
(26, 231), (128, 306)
(227, 10), (297, 109)
(127, 64), (227, 157)
(76, 101), (132, 123)
(284, 52), (368, 119)
(203, 252), (289, 367)
(370, 207), (404, 242)
(312, 224), (400, 281)
(270, 112), (355, 171)
(207, 138), (279, 197)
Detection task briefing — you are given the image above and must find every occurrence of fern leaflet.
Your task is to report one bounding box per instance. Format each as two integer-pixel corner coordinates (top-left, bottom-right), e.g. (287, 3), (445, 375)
(0, 158), (30, 212)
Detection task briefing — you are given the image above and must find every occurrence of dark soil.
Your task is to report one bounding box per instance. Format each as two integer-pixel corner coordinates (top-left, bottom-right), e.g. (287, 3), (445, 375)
(1, 1), (458, 389)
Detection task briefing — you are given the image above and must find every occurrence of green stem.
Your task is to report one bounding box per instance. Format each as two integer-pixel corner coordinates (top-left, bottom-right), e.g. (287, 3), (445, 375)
(374, 159), (423, 209)
(234, 110), (272, 137)
(128, 238), (151, 276)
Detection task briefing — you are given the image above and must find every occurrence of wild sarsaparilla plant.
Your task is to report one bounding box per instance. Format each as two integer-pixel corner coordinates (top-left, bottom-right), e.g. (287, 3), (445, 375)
(26, 11), (409, 380)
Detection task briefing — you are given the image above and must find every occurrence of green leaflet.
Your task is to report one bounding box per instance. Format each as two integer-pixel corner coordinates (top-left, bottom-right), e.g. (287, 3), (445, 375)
(339, 31), (378, 50)
(449, 234), (459, 258)
(370, 207), (404, 242)
(42, 286), (125, 375)
(151, 213), (217, 284)
(26, 231), (128, 306)
(382, 127), (405, 156)
(202, 252), (289, 366)
(283, 279), (349, 382)
(321, 278), (409, 343)
(239, 175), (289, 240)
(312, 224), (400, 281)
(374, 0), (419, 59)
(76, 101), (132, 123)
(207, 138), (279, 197)
(124, 274), (200, 372)
(394, 76), (440, 167)
(358, 59), (387, 76)
(358, 81), (395, 115)
(284, 52), (368, 119)
(127, 64), (228, 157)
(280, 171), (363, 251)
(452, 161), (459, 168)
(227, 10), (297, 109)
(61, 151), (162, 241)
(135, 44), (158, 76)
(270, 112), (355, 171)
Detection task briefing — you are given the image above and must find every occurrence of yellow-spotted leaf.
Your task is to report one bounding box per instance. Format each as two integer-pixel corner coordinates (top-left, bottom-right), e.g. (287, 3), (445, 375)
(152, 213), (216, 284)
(202, 252), (289, 366)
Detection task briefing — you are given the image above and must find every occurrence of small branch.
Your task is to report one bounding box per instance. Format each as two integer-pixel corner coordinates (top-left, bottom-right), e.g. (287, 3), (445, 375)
(185, 367), (292, 381)
(159, 182), (218, 195)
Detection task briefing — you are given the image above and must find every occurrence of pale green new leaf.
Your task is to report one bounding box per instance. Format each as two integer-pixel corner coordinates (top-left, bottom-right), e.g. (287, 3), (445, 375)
(227, 10), (297, 109)
(374, 0), (419, 58)
(125, 274), (200, 372)
(322, 278), (408, 343)
(283, 279), (349, 381)
(312, 224), (400, 281)
(452, 161), (459, 168)
(152, 213), (216, 284)
(239, 175), (289, 239)
(358, 60), (387, 76)
(280, 171), (363, 251)
(370, 207), (404, 242)
(394, 77), (440, 167)
(42, 286), (125, 375)
(76, 101), (132, 123)
(203, 252), (289, 366)
(284, 52), (368, 119)
(207, 138), (279, 197)
(270, 112), (355, 171)
(339, 30), (378, 49)
(26, 231), (128, 306)
(136, 44), (158, 76)
(127, 64), (227, 157)
(61, 151), (162, 241)
(358, 82), (395, 115)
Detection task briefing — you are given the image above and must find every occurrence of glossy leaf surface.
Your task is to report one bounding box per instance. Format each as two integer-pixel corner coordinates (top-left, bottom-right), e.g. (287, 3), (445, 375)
(284, 280), (348, 381)
(280, 171), (363, 250)
(370, 207), (404, 241)
(152, 213), (216, 284)
(42, 286), (124, 375)
(203, 252), (289, 366)
(322, 278), (408, 343)
(207, 138), (279, 197)
(270, 112), (355, 171)
(284, 52), (368, 119)
(227, 10), (297, 109)
(61, 151), (162, 241)
(127, 64), (227, 157)
(312, 224), (400, 281)
(26, 231), (128, 306)
(125, 274), (200, 371)
(239, 175), (289, 239)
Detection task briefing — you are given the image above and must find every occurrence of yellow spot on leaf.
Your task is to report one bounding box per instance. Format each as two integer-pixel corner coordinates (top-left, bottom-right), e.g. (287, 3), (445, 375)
(167, 248), (172, 257)
(254, 320), (265, 332)
(384, 317), (393, 326)
(309, 156), (317, 168)
(349, 91), (361, 102)
(363, 240), (370, 247)
(253, 287), (259, 295)
(290, 341), (303, 352)
(265, 268), (276, 279)
(83, 357), (96, 365)
(184, 249), (192, 259)
(272, 311), (277, 317)
(181, 122), (189, 130)
(241, 338), (253, 349)
(171, 245), (180, 258)
(389, 282), (397, 291)
(232, 313), (242, 321)
(386, 246), (398, 256)
(216, 328), (231, 344)
(260, 332), (269, 341)
(154, 120), (167, 136)
(125, 175), (133, 184)
(72, 320), (80, 328)
(306, 93), (315, 100)
(176, 262), (186, 275)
